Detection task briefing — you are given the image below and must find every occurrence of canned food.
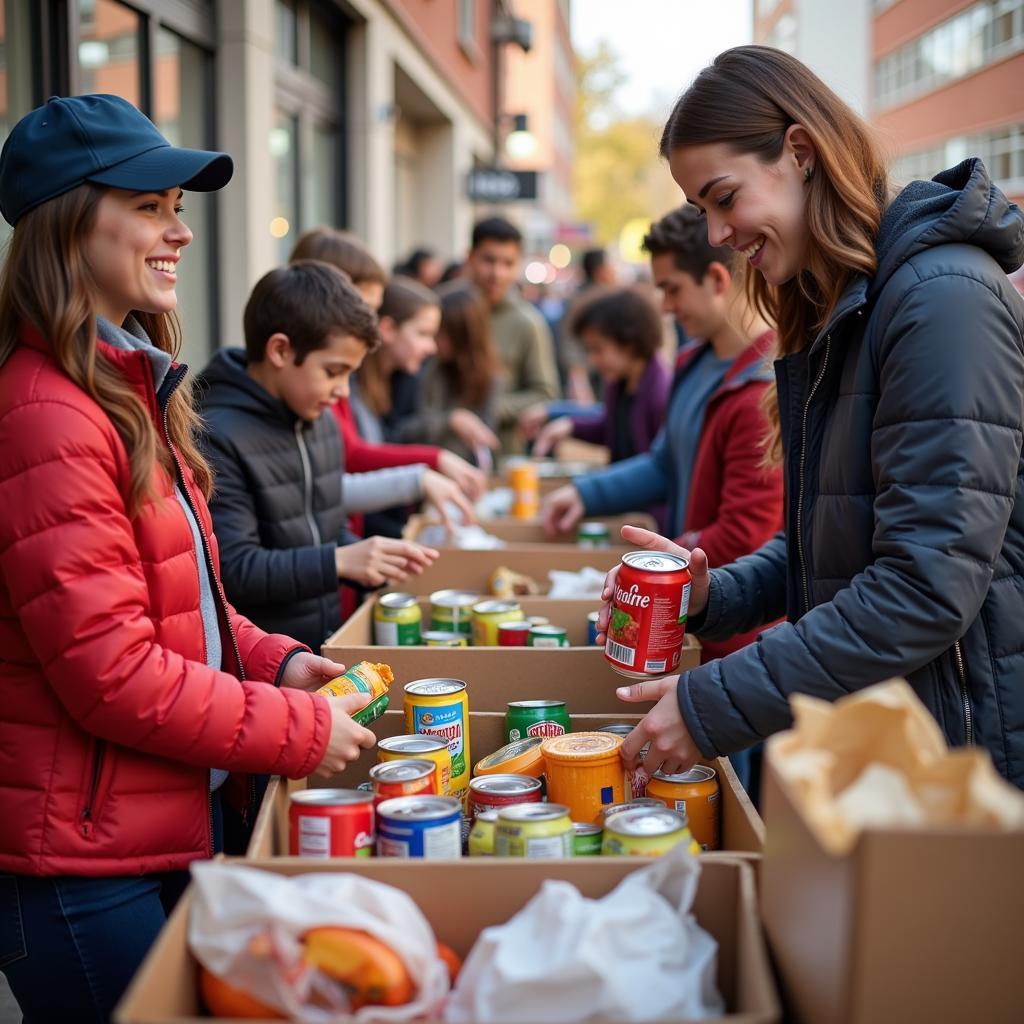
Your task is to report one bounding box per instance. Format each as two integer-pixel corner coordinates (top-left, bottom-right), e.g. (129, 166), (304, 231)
(467, 808), (500, 856)
(527, 624), (569, 648)
(577, 521), (611, 548)
(369, 759), (438, 806)
(468, 774), (542, 819)
(289, 789), (374, 858)
(600, 798), (665, 823)
(646, 765), (721, 851)
(422, 630), (469, 647)
(541, 732), (628, 825)
(376, 795), (463, 858)
(505, 700), (571, 744)
(495, 803), (573, 858)
(474, 736), (545, 779)
(404, 679), (470, 803)
(526, 616), (550, 627)
(377, 734), (452, 796)
(601, 806), (700, 857)
(604, 551), (691, 678)
(373, 593), (421, 646)
(587, 610), (601, 646)
(497, 621), (532, 647)
(573, 821), (603, 856)
(508, 460), (539, 519)
(471, 600), (523, 646)
(316, 661), (393, 701)
(429, 589), (478, 636)
(596, 723), (651, 797)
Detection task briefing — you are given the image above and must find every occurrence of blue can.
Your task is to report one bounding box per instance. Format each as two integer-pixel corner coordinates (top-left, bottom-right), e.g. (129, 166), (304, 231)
(587, 610), (601, 646)
(376, 795), (463, 858)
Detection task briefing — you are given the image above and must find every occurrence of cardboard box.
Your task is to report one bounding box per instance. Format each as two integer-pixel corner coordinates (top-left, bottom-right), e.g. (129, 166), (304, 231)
(388, 545), (624, 596)
(245, 710), (764, 860)
(405, 511), (656, 546)
(322, 598), (702, 714)
(115, 857), (779, 1024)
(760, 753), (1024, 1024)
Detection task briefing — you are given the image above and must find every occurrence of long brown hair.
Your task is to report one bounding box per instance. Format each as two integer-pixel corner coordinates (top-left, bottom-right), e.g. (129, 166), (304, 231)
(660, 45), (889, 460)
(0, 183), (213, 513)
(436, 282), (499, 409)
(359, 276), (439, 417)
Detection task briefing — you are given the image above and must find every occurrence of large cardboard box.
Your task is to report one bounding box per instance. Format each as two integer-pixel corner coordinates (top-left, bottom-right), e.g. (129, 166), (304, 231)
(115, 857), (779, 1024)
(388, 545), (622, 596)
(322, 598), (702, 714)
(405, 512), (656, 546)
(246, 710), (764, 860)
(760, 753), (1024, 1024)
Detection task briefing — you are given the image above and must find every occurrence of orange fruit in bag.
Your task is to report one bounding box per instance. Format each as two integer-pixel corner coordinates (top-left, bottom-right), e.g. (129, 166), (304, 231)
(302, 927), (414, 1008)
(198, 965), (285, 1019)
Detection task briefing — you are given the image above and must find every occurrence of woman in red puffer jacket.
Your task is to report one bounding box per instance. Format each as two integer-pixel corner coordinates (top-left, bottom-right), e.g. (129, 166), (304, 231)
(0, 95), (375, 1023)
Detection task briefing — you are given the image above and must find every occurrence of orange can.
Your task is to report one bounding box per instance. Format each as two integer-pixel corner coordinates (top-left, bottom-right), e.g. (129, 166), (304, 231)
(508, 460), (539, 519)
(540, 732), (627, 824)
(645, 764), (720, 850)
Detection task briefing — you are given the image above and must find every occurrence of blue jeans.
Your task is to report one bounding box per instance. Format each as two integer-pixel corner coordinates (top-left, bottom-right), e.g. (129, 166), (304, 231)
(0, 793), (223, 1022)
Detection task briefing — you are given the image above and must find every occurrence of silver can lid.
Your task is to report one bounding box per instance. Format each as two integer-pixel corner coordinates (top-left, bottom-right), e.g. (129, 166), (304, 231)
(529, 625), (567, 637)
(289, 788), (373, 808)
(653, 764), (717, 785)
(470, 774), (542, 796)
(376, 795), (462, 821)
(497, 803), (570, 824)
(430, 589), (479, 609)
(378, 592), (418, 610)
(404, 678), (467, 696)
(378, 734), (448, 754)
(604, 806), (689, 836)
(369, 759), (436, 784)
(573, 821), (603, 837)
(621, 551), (689, 573)
(508, 700), (566, 710)
(473, 599), (521, 615)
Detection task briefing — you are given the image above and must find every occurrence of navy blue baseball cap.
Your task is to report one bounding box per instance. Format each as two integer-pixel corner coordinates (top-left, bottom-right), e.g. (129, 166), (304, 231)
(0, 93), (233, 225)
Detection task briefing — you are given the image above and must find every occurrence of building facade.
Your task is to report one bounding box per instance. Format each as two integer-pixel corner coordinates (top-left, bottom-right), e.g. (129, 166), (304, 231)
(754, 0), (1024, 210)
(0, 0), (520, 368)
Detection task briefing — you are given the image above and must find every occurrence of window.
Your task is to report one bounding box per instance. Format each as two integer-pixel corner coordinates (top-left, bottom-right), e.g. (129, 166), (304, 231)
(272, 0), (347, 254)
(458, 0), (477, 50)
(276, 0), (299, 66)
(0, 0), (36, 246)
(76, 0), (141, 106)
(873, 1), (1024, 111)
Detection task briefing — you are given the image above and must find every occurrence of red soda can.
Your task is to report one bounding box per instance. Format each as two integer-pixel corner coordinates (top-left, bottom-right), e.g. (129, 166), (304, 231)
(604, 551), (691, 678)
(498, 620), (532, 647)
(468, 773), (543, 819)
(288, 789), (375, 857)
(368, 759), (439, 807)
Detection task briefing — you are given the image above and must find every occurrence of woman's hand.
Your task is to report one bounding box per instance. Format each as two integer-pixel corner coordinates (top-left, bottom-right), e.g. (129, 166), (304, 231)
(421, 468), (477, 530)
(617, 676), (701, 776)
(279, 652), (348, 691)
(531, 416), (573, 459)
(595, 526), (711, 643)
(335, 537), (438, 588)
(449, 409), (500, 453)
(436, 449), (487, 501)
(516, 402), (550, 441)
(541, 484), (585, 537)
(312, 693), (378, 778)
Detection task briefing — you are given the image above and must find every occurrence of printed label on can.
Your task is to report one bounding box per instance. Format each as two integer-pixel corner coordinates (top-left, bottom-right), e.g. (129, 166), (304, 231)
(679, 582), (691, 625)
(374, 620), (399, 646)
(297, 815), (330, 858)
(526, 720), (567, 739)
(526, 834), (572, 857)
(413, 703), (465, 780)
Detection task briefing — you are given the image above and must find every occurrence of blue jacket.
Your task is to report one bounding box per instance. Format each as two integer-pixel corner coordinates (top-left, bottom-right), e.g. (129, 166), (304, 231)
(680, 160), (1024, 788)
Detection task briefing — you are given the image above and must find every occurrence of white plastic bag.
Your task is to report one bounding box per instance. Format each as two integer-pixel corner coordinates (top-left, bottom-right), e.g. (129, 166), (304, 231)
(546, 566), (607, 599)
(188, 863), (450, 1023)
(445, 843), (724, 1023)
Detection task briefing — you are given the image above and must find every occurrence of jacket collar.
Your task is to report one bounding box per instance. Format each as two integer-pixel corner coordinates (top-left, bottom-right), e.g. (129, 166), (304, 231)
(675, 329), (777, 396)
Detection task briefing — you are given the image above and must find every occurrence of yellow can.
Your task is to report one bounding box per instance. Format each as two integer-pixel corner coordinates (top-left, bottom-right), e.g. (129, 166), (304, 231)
(422, 631), (469, 647)
(541, 732), (627, 825)
(377, 734), (453, 797)
(508, 460), (540, 519)
(471, 599), (523, 646)
(467, 807), (500, 856)
(494, 803), (573, 857)
(316, 661), (393, 700)
(404, 678), (470, 804)
(601, 806), (700, 857)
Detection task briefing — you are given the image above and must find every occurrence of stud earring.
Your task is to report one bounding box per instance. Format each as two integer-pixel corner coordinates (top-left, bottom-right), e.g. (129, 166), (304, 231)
(804, 166), (814, 182)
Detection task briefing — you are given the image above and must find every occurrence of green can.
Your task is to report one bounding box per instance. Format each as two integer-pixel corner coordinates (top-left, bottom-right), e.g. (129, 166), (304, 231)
(573, 821), (603, 856)
(429, 589), (478, 636)
(527, 624), (569, 648)
(374, 593), (421, 646)
(505, 700), (571, 743)
(577, 521), (611, 548)
(353, 693), (390, 727)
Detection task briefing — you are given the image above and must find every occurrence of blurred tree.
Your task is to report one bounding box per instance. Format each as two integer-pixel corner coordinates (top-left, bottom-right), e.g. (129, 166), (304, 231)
(574, 43), (679, 255)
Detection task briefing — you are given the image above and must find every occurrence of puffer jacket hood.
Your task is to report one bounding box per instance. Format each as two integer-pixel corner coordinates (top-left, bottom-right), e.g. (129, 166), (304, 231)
(199, 347), (295, 425)
(873, 158), (1024, 289)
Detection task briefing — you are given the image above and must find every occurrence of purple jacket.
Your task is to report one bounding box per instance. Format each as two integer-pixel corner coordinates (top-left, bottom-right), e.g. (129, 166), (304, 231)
(569, 356), (670, 456)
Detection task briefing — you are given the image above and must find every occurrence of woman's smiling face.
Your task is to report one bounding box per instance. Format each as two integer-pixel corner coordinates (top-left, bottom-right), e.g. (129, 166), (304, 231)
(668, 130), (814, 287)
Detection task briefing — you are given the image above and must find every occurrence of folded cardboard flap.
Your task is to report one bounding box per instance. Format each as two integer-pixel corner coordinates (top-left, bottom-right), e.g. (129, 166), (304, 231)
(114, 857), (780, 1024)
(245, 710), (764, 859)
(761, 757), (1024, 1024)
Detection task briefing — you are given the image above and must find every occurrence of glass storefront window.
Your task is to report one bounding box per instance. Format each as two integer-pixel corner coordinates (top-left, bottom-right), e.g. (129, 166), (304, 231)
(307, 121), (340, 229)
(77, 0), (141, 107)
(1, 0), (36, 246)
(271, 111), (299, 262)
(309, 4), (341, 92)
(154, 26), (214, 367)
(276, 0), (299, 65)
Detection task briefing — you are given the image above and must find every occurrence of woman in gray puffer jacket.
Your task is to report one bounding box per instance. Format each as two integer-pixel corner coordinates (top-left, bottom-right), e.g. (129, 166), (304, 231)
(600, 46), (1024, 789)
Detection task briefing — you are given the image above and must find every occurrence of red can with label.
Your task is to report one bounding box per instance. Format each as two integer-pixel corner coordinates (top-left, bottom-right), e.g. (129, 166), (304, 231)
(604, 551), (691, 678)
(289, 789), (375, 858)
(368, 759), (439, 807)
(498, 621), (532, 647)
(468, 773), (543, 819)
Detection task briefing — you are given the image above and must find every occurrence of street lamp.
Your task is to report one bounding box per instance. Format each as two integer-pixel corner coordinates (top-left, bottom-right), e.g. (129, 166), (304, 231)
(505, 113), (537, 160)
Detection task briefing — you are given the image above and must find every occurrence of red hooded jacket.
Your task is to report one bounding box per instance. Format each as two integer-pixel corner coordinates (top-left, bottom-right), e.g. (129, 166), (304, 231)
(0, 326), (332, 876)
